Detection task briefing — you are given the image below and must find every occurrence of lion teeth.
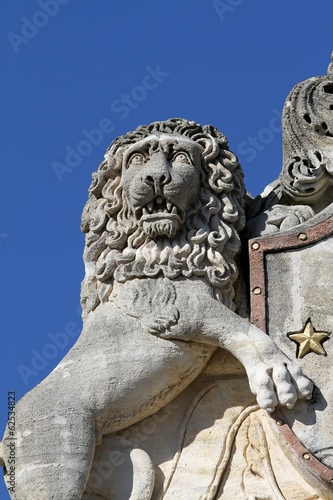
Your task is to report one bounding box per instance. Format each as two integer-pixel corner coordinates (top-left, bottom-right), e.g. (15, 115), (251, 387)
(142, 200), (178, 217)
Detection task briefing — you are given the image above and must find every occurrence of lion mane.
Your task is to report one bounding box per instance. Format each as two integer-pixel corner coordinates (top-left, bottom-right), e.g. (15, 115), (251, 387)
(80, 118), (246, 318)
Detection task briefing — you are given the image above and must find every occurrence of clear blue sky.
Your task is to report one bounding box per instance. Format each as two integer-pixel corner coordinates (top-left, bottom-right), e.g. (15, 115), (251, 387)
(1, 1), (332, 497)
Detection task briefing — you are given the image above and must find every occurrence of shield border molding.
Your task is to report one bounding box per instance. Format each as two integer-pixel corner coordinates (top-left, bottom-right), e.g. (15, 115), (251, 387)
(249, 214), (333, 487)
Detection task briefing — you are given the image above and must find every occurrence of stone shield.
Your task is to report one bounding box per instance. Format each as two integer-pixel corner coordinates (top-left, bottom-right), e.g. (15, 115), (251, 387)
(249, 213), (333, 488)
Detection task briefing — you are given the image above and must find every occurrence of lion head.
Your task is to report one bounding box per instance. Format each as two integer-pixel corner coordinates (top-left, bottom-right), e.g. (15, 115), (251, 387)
(80, 119), (245, 318)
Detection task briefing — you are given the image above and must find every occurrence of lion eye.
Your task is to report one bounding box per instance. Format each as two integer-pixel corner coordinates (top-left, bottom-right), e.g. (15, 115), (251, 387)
(172, 152), (191, 164)
(128, 153), (145, 167)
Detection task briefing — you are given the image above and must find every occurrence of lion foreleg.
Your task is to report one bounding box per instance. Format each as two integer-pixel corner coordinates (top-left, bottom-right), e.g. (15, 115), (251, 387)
(159, 291), (313, 412)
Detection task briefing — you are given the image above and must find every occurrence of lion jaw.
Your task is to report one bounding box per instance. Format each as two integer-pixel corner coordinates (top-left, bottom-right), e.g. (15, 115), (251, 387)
(139, 195), (183, 238)
(141, 219), (178, 238)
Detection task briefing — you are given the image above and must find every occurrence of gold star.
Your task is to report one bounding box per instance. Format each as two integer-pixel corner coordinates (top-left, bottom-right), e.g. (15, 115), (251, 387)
(288, 319), (330, 359)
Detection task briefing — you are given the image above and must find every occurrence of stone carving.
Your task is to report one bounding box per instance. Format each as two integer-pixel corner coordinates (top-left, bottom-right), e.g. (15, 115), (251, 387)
(249, 218), (333, 480)
(1, 119), (314, 499)
(246, 53), (333, 237)
(287, 319), (330, 359)
(246, 53), (333, 498)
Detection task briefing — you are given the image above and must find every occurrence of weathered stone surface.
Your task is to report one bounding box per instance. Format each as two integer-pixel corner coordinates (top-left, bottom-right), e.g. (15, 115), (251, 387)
(0, 120), (312, 500)
(246, 53), (333, 499)
(3, 54), (333, 497)
(266, 234), (333, 463)
(246, 53), (333, 238)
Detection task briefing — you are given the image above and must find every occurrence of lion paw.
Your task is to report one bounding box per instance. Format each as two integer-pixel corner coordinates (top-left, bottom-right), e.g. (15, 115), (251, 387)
(143, 312), (179, 335)
(113, 278), (179, 334)
(247, 362), (313, 412)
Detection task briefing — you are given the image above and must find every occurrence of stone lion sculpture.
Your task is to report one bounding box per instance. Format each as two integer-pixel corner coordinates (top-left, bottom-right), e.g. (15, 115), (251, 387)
(2, 119), (312, 499)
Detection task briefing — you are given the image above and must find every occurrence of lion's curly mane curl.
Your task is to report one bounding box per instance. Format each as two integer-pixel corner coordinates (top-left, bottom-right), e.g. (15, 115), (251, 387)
(80, 119), (245, 318)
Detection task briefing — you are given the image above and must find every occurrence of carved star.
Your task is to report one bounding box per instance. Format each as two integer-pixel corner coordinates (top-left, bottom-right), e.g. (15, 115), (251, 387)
(288, 319), (330, 359)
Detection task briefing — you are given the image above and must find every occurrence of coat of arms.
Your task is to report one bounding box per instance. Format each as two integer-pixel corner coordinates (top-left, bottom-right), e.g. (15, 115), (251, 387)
(247, 53), (333, 491)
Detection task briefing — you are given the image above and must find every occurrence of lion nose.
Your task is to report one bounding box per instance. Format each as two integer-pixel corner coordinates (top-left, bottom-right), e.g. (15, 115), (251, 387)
(144, 153), (171, 191)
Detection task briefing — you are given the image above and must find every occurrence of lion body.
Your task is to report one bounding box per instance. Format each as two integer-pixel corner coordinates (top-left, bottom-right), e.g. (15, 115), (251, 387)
(4, 279), (217, 499)
(2, 120), (247, 499)
(2, 120), (312, 499)
(57, 283), (215, 433)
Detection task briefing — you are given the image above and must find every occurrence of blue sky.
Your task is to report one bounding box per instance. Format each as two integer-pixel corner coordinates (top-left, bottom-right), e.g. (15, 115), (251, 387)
(1, 1), (333, 497)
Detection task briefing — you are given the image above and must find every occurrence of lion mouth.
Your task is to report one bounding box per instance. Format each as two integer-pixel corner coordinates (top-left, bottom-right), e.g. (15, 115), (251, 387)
(139, 196), (183, 222)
